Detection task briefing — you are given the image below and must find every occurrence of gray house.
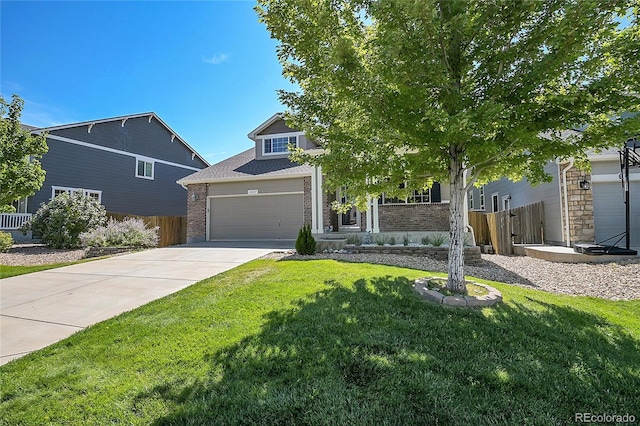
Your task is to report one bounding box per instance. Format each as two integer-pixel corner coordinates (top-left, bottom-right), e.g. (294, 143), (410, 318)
(469, 145), (639, 250)
(178, 114), (450, 242)
(4, 113), (208, 233)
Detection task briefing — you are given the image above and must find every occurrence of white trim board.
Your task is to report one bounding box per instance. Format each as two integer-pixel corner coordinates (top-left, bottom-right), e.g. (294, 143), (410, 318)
(592, 173), (640, 183)
(208, 191), (304, 199)
(44, 134), (202, 172)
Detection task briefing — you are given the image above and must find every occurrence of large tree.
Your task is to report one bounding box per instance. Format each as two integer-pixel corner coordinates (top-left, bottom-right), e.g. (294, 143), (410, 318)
(257, 0), (639, 291)
(0, 95), (48, 213)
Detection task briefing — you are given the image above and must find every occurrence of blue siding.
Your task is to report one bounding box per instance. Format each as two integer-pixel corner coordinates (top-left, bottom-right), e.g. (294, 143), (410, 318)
(28, 132), (198, 216)
(50, 116), (207, 169)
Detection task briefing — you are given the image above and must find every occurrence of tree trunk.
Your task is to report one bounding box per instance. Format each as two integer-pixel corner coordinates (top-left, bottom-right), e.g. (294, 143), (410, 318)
(447, 154), (466, 292)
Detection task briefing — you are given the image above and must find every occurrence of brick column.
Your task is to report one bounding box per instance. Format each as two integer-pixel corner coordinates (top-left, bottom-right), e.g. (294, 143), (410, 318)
(186, 183), (207, 243)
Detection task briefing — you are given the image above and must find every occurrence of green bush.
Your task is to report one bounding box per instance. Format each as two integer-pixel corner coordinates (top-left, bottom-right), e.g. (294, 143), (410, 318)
(80, 217), (158, 248)
(431, 233), (447, 247)
(21, 192), (106, 249)
(295, 223), (316, 255)
(0, 231), (13, 252)
(421, 235), (431, 245)
(346, 234), (362, 245)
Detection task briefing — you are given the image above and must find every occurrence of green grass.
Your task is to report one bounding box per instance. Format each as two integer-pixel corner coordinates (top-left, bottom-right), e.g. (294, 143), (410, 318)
(1, 259), (638, 425)
(0, 258), (104, 279)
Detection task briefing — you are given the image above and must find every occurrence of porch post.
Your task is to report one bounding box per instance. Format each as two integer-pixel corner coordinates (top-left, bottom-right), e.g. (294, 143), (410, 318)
(310, 167), (318, 233)
(372, 195), (380, 233)
(316, 166), (324, 233)
(366, 197), (373, 232)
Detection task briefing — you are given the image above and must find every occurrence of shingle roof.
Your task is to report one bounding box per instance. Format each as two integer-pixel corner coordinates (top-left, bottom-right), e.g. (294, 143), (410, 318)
(177, 148), (312, 184)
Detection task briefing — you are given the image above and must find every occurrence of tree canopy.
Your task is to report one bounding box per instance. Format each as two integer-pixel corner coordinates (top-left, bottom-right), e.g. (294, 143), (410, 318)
(257, 0), (638, 289)
(0, 95), (48, 213)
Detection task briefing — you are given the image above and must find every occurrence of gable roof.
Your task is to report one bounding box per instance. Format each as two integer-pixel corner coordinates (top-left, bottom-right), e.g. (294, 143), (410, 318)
(177, 147), (312, 185)
(31, 112), (209, 166)
(247, 113), (284, 139)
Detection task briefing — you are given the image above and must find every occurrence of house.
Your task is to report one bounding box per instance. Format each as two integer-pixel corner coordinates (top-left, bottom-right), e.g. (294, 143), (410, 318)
(2, 113), (209, 237)
(178, 114), (451, 242)
(468, 141), (640, 250)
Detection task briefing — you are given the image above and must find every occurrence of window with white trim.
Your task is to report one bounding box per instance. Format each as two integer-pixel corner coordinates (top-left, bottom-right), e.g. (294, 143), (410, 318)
(492, 193), (499, 212)
(469, 191), (474, 209)
(479, 186), (485, 209)
(136, 159), (154, 179)
(51, 186), (102, 203)
(379, 183), (432, 204)
(263, 135), (297, 155)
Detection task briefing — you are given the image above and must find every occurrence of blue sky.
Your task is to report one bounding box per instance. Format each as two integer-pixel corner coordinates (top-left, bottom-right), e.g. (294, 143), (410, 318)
(1, 1), (295, 164)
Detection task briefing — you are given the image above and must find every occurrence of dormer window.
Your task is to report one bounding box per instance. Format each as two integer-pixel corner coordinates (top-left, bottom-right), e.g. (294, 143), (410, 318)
(263, 134), (298, 155)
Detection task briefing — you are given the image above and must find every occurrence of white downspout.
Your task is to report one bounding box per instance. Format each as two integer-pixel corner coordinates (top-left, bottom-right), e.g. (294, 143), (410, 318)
(561, 159), (574, 247)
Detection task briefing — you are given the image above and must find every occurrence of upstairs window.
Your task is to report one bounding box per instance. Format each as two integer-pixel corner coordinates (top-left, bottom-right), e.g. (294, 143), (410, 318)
(136, 159), (154, 179)
(263, 135), (297, 155)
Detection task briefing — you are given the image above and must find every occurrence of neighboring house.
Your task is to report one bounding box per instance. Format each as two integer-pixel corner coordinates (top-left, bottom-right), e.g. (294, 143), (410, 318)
(178, 114), (451, 242)
(468, 143), (640, 250)
(2, 113), (208, 235)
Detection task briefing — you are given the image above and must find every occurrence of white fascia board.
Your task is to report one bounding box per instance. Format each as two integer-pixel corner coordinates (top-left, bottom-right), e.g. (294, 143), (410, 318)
(45, 134), (202, 172)
(33, 113), (210, 167)
(177, 172), (312, 186)
(247, 113), (284, 139)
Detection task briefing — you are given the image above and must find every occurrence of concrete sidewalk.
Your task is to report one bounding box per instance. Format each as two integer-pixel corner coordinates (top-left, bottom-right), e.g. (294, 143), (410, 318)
(1, 244), (289, 365)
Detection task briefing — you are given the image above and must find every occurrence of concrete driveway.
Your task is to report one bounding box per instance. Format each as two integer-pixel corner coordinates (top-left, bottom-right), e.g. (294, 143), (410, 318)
(0, 242), (292, 365)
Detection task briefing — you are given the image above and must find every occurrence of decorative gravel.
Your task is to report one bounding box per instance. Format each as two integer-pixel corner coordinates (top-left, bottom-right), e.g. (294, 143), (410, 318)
(282, 252), (640, 301)
(0, 243), (88, 266)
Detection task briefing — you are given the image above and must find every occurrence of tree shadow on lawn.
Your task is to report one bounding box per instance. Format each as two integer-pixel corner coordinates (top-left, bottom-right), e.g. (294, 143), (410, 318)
(281, 254), (540, 288)
(143, 276), (640, 425)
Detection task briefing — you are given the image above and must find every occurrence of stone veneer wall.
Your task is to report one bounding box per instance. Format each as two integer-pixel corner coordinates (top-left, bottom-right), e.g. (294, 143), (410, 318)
(561, 165), (595, 243)
(186, 183), (207, 243)
(378, 203), (449, 232)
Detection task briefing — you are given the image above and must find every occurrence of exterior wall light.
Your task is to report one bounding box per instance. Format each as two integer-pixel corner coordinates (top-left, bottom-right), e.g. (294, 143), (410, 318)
(578, 179), (591, 190)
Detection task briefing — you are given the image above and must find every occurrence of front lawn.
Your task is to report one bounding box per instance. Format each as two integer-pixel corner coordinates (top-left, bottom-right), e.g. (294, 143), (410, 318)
(1, 259), (638, 425)
(0, 258), (104, 279)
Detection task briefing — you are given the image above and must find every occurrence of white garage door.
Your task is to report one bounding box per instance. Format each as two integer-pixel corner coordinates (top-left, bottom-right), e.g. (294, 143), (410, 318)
(592, 181), (639, 247)
(209, 194), (304, 240)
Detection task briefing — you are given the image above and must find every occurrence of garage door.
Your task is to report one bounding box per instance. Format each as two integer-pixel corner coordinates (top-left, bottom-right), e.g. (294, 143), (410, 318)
(209, 194), (304, 240)
(592, 181), (639, 247)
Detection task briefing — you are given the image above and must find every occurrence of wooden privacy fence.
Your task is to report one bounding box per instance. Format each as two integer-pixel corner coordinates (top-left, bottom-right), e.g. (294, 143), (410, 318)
(107, 212), (187, 247)
(469, 201), (545, 255)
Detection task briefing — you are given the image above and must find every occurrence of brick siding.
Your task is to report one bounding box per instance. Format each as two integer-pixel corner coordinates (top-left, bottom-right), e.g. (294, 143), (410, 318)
(378, 203), (449, 232)
(186, 183), (207, 243)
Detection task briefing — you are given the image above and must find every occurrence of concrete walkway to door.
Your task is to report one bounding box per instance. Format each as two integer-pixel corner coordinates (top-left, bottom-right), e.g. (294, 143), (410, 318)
(1, 242), (292, 366)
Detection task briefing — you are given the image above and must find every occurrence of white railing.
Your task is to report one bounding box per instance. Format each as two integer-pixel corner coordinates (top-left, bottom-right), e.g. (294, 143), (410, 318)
(0, 213), (32, 230)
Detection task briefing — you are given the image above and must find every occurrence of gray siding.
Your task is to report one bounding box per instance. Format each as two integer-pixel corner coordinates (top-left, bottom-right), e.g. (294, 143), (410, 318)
(50, 116), (208, 169)
(258, 119), (296, 135)
(253, 118), (318, 161)
(471, 162), (563, 243)
(592, 160), (640, 247)
(28, 138), (195, 216)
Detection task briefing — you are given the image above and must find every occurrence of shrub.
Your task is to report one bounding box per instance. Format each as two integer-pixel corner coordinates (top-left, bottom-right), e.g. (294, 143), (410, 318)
(421, 235), (431, 246)
(21, 192), (106, 249)
(80, 217), (158, 248)
(0, 231), (13, 252)
(389, 236), (396, 245)
(403, 234), (410, 246)
(295, 223), (316, 255)
(346, 234), (362, 245)
(375, 236), (388, 246)
(431, 233), (447, 247)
